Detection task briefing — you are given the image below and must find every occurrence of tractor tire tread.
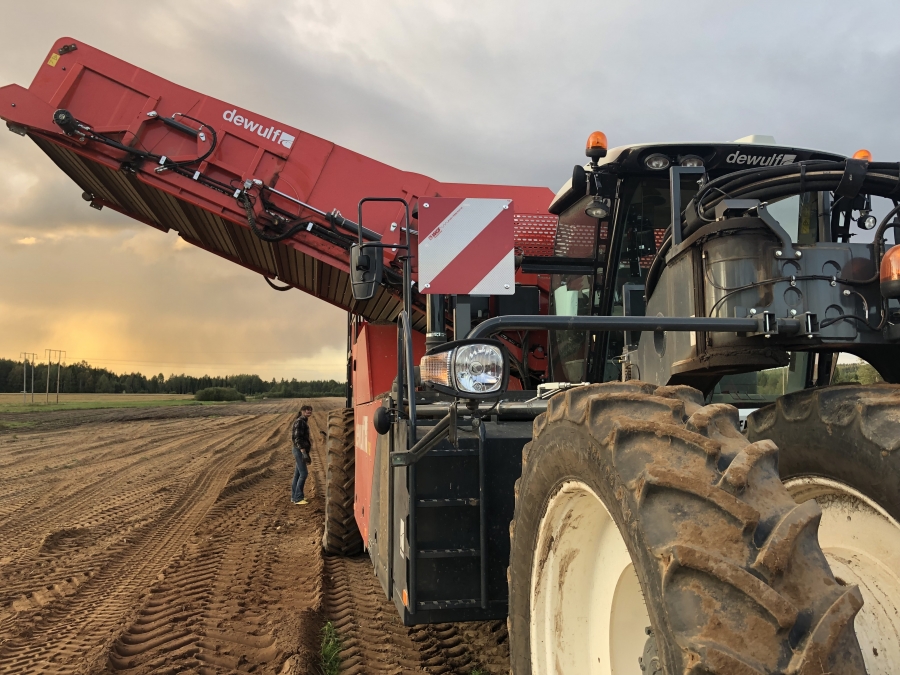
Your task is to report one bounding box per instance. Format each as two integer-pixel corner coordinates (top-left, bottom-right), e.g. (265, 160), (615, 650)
(508, 381), (866, 675)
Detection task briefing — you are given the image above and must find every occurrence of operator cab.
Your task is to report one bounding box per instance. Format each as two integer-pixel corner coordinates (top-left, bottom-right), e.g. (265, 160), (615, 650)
(541, 135), (848, 398)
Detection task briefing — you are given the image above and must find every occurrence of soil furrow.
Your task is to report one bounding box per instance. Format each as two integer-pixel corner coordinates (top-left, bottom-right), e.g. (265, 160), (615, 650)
(0, 406), (303, 674)
(0, 399), (511, 674)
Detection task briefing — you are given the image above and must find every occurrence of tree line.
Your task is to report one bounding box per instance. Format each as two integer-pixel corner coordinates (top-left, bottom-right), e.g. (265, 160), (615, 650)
(0, 358), (345, 398)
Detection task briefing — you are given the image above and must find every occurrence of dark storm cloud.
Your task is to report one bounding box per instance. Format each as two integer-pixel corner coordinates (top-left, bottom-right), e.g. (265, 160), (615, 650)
(3, 0), (900, 377)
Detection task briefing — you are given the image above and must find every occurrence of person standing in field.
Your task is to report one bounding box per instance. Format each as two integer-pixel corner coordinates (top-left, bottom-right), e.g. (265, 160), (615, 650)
(291, 404), (313, 505)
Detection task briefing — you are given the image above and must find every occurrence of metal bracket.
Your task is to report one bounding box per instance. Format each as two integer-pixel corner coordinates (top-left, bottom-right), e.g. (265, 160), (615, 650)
(670, 166), (706, 246)
(835, 158), (869, 199)
(391, 412), (451, 466)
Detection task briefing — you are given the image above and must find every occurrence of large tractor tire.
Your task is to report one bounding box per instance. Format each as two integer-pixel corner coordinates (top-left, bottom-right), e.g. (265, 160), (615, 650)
(508, 381), (867, 675)
(748, 384), (900, 674)
(322, 408), (363, 556)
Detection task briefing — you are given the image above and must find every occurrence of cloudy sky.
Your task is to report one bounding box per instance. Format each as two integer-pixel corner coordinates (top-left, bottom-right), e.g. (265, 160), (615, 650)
(2, 1), (900, 380)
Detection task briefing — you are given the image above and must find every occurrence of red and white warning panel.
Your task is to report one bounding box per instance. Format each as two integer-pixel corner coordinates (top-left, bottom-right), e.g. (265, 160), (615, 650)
(418, 198), (515, 295)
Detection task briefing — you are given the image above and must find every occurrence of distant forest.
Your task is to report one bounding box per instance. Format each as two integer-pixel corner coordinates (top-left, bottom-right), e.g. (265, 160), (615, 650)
(0, 357), (345, 398)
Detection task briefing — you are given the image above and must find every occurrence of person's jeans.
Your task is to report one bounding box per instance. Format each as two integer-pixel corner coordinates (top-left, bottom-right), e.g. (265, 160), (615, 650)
(291, 445), (309, 502)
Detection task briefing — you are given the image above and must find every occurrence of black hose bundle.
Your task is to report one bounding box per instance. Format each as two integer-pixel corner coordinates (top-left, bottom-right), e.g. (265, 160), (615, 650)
(684, 160), (900, 235)
(239, 190), (311, 242)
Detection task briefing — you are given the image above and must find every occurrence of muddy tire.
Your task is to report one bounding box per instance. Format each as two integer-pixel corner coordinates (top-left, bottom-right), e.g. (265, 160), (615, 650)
(323, 409), (363, 556)
(508, 381), (867, 675)
(748, 384), (900, 674)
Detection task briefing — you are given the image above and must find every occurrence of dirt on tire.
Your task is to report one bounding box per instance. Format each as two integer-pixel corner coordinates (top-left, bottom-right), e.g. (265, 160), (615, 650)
(747, 382), (900, 520)
(507, 381), (868, 675)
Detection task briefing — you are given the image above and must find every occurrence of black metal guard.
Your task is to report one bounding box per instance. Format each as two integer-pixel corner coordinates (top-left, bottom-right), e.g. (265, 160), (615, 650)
(477, 422), (488, 610)
(467, 315), (760, 340)
(397, 311), (418, 445)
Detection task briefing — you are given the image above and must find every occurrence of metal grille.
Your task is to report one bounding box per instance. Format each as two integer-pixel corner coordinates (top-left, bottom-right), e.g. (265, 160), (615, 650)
(513, 213), (558, 257)
(554, 220), (597, 258)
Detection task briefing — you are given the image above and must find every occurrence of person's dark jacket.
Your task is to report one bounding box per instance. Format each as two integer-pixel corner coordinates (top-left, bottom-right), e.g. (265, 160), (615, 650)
(292, 415), (312, 452)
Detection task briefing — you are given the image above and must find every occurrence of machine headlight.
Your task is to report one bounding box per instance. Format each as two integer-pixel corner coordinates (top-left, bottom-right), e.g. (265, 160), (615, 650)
(584, 198), (610, 219)
(644, 153), (670, 170)
(420, 340), (508, 399)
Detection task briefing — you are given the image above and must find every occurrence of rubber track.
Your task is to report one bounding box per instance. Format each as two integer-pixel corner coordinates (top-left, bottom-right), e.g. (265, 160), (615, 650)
(323, 409), (364, 556)
(509, 382), (867, 675)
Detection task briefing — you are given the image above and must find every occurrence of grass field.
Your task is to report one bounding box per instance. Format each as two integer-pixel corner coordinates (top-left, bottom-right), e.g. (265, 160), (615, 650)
(0, 393), (215, 414)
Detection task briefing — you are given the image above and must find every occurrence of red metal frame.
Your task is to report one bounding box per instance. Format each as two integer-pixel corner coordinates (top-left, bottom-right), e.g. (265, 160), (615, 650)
(0, 38), (556, 327)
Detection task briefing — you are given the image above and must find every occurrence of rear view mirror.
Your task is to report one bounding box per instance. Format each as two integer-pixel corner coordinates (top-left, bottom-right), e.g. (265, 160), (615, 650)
(350, 243), (383, 301)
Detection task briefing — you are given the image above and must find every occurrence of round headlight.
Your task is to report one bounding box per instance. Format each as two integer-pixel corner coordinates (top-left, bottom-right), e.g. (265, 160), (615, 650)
(644, 153), (670, 170)
(454, 344), (504, 394)
(860, 213), (878, 230)
(584, 198), (610, 219)
(680, 155), (704, 167)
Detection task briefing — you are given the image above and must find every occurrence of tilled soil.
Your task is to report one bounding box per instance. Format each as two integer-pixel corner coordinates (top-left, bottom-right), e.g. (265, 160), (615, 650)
(0, 401), (512, 674)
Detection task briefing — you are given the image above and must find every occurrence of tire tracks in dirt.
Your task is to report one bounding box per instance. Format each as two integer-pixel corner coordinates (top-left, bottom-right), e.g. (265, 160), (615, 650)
(0, 399), (511, 674)
(0, 416), (268, 564)
(0, 401), (333, 674)
(0, 415), (281, 672)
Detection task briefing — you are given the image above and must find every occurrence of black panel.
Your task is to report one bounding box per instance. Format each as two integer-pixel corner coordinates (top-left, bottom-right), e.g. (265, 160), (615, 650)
(387, 419), (531, 625)
(497, 285), (541, 316)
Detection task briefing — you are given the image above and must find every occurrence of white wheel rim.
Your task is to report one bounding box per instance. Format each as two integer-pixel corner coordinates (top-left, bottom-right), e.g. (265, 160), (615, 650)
(785, 476), (900, 674)
(530, 480), (650, 675)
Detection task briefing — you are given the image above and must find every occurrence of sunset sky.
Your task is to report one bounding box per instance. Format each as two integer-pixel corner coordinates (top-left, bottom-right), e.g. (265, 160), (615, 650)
(3, 1), (900, 380)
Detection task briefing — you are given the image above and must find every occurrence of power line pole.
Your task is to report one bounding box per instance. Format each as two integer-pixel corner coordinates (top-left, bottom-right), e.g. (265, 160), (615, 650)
(20, 352), (37, 404)
(56, 350), (66, 403)
(45, 349), (66, 404)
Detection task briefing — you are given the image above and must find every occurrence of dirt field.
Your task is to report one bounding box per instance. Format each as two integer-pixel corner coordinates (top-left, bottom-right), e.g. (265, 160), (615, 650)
(0, 399), (510, 674)
(0, 394), (198, 414)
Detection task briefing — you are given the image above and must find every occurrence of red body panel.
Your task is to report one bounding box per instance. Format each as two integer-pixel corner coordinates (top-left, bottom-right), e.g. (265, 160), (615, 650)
(353, 398), (382, 546)
(351, 324), (425, 546)
(0, 38), (556, 329)
(352, 323), (426, 406)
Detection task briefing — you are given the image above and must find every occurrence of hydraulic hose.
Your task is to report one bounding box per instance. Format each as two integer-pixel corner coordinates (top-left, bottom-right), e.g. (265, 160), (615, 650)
(644, 228), (671, 300)
(264, 276), (292, 291)
(685, 160), (900, 234)
(240, 191), (311, 242)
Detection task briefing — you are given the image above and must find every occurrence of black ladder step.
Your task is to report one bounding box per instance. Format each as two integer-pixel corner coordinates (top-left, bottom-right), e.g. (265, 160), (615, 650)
(417, 598), (480, 611)
(417, 548), (480, 559)
(417, 498), (479, 507)
(426, 448), (479, 457)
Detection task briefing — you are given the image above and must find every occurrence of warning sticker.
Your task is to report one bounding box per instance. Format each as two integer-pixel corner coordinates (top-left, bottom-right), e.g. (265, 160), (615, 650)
(47, 54), (59, 67)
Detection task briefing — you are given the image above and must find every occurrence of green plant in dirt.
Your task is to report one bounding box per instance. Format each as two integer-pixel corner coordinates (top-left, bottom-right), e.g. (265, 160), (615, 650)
(320, 621), (342, 675)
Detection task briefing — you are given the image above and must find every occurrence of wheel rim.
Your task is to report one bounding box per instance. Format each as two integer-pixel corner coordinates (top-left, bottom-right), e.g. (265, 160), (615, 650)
(785, 476), (900, 674)
(530, 480), (650, 675)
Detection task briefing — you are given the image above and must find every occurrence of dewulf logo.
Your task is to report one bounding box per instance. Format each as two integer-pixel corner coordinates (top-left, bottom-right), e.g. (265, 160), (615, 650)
(222, 109), (295, 149)
(726, 151), (797, 166)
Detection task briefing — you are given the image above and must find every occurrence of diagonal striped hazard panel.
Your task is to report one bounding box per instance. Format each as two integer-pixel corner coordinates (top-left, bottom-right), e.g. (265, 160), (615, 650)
(418, 198), (515, 295)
